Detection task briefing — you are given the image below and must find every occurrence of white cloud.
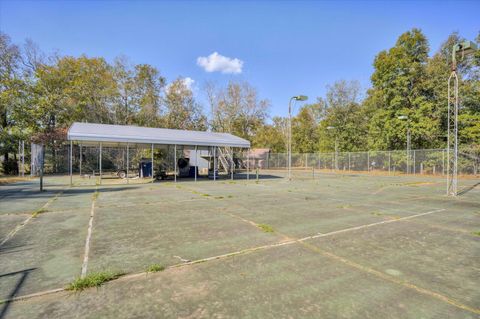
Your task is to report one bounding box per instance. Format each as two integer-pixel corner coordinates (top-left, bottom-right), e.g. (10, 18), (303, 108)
(196, 52), (243, 74)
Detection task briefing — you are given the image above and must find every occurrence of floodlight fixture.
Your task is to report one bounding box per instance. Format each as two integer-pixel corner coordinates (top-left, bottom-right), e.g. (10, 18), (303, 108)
(293, 95), (308, 101)
(452, 41), (478, 65)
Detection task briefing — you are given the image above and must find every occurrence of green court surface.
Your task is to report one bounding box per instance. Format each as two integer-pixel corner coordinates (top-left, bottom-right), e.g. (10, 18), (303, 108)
(0, 171), (479, 318)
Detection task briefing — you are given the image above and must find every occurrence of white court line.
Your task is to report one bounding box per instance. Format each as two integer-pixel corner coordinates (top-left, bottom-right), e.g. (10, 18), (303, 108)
(0, 206), (447, 304)
(297, 208), (446, 242)
(0, 190), (63, 247)
(81, 188), (98, 278)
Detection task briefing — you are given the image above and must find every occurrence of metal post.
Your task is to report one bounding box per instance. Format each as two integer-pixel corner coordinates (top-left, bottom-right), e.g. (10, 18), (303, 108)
(388, 151), (391, 175)
(213, 146), (217, 181)
(305, 153), (308, 169)
(413, 150), (416, 175)
(70, 140), (73, 186)
(407, 126), (411, 174)
(151, 144), (154, 182)
(230, 147), (234, 180)
(99, 143), (102, 185)
(22, 141), (24, 177)
(194, 145), (198, 182)
(247, 148), (250, 180)
(335, 137), (338, 170)
(348, 152), (351, 171)
(367, 151), (370, 172)
(79, 143), (82, 177)
(126, 143), (129, 184)
(442, 149), (445, 176)
(174, 144), (177, 183)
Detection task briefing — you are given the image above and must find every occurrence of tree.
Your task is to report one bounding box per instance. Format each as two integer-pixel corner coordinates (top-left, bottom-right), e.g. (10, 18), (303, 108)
(205, 81), (269, 140)
(314, 80), (368, 152)
(163, 77), (207, 130)
(132, 64), (165, 127)
(0, 32), (25, 173)
(252, 117), (288, 152)
(366, 28), (437, 150)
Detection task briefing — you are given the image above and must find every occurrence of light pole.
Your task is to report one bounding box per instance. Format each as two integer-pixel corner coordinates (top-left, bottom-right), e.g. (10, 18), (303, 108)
(398, 115), (410, 174)
(447, 41), (477, 196)
(288, 95), (308, 180)
(327, 126), (338, 170)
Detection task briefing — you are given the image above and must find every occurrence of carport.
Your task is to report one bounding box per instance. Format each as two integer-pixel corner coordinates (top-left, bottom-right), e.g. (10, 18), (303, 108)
(67, 122), (251, 185)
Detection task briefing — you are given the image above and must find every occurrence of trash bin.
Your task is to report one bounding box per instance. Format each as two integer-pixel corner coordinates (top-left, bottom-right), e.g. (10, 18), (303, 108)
(139, 159), (152, 178)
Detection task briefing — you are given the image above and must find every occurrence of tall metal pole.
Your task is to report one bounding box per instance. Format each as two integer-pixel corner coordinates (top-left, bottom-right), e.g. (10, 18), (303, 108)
(447, 71), (459, 196)
(288, 98), (294, 180)
(69, 140), (73, 186)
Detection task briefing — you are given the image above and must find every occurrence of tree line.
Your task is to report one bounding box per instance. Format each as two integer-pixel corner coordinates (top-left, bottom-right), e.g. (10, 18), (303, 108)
(1, 29), (479, 174)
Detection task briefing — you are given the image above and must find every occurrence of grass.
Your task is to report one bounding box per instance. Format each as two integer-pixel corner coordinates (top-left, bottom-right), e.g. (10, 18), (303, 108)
(258, 224), (274, 233)
(473, 231), (480, 237)
(32, 208), (49, 218)
(66, 271), (125, 291)
(146, 263), (166, 273)
(371, 211), (384, 216)
(0, 176), (30, 185)
(92, 191), (100, 200)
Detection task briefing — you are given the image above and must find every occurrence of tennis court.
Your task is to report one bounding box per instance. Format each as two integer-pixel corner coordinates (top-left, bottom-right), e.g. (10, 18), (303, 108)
(0, 171), (479, 318)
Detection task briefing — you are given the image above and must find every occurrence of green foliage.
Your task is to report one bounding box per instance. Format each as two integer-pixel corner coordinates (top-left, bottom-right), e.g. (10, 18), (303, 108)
(66, 271), (125, 291)
(1, 28), (479, 171)
(257, 224), (274, 233)
(146, 264), (166, 273)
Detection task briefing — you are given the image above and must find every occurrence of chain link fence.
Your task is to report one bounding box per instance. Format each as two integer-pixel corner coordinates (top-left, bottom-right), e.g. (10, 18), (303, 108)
(241, 149), (479, 177)
(18, 144), (480, 188)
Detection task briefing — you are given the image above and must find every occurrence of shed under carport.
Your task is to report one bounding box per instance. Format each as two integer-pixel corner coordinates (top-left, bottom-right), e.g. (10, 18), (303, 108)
(67, 122), (251, 185)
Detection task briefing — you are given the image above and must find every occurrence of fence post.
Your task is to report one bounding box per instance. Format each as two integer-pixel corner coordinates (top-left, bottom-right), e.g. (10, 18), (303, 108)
(442, 149), (445, 175)
(388, 151), (391, 175)
(367, 151), (370, 172)
(348, 152), (351, 171)
(305, 153), (308, 169)
(413, 150), (416, 175)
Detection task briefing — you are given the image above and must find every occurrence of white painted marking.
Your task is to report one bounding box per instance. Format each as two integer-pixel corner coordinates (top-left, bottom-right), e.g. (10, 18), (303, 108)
(81, 189), (97, 278)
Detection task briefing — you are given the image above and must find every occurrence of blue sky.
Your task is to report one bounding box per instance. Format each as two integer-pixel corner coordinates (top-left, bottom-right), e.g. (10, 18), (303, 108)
(1, 0), (479, 118)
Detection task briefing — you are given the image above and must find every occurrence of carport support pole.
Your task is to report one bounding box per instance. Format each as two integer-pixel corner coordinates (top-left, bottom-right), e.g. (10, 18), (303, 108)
(231, 148), (234, 180)
(151, 144), (154, 182)
(174, 144), (177, 183)
(79, 143), (82, 176)
(213, 147), (217, 181)
(126, 143), (129, 184)
(69, 140), (73, 186)
(195, 145), (198, 182)
(99, 142), (102, 185)
(247, 148), (250, 180)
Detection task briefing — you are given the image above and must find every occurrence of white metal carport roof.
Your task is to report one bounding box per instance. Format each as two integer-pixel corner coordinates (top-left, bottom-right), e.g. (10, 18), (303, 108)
(67, 122), (251, 148)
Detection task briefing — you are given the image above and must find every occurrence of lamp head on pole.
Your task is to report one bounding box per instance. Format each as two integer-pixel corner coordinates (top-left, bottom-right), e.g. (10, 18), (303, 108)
(293, 95), (308, 101)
